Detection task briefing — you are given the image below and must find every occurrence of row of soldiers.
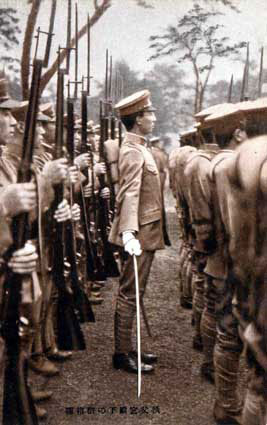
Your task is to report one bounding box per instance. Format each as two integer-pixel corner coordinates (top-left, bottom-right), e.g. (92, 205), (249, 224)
(170, 98), (267, 425)
(0, 70), (125, 422)
(0, 69), (170, 422)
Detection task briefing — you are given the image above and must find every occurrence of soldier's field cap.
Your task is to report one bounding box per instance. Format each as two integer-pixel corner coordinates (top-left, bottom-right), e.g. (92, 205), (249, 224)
(115, 90), (156, 117)
(11, 100), (29, 122)
(205, 103), (240, 123)
(39, 102), (56, 122)
(0, 73), (22, 109)
(195, 103), (235, 121)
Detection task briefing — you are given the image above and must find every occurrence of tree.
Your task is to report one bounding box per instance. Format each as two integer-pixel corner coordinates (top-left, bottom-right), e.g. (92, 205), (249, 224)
(21, 0), (156, 99)
(143, 63), (192, 135)
(0, 7), (21, 74)
(148, 3), (246, 114)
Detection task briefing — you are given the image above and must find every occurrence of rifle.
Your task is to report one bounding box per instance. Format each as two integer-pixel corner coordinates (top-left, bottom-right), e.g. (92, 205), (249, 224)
(258, 47), (264, 98)
(98, 100), (120, 277)
(51, 58), (85, 351)
(227, 74), (233, 103)
(66, 94), (95, 323)
(1, 59), (43, 425)
(80, 88), (106, 282)
(240, 42), (249, 102)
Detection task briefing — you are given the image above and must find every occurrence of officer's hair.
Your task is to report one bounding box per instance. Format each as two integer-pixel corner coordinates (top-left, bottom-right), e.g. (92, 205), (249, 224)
(217, 134), (232, 148)
(121, 111), (145, 131)
(246, 120), (267, 138)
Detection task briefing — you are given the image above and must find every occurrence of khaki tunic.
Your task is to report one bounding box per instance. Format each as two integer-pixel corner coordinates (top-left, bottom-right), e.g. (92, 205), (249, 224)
(109, 132), (164, 251)
(214, 136), (267, 371)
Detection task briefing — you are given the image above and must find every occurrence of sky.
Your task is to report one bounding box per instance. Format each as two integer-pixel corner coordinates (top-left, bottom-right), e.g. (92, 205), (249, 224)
(3, 0), (267, 96)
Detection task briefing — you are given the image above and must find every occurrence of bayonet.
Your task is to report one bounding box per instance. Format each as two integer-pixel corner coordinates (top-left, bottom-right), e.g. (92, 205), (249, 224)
(240, 42), (249, 102)
(258, 46), (264, 98)
(227, 74), (233, 103)
(87, 14), (91, 95)
(65, 0), (72, 73)
(43, 0), (57, 67)
(74, 2), (78, 98)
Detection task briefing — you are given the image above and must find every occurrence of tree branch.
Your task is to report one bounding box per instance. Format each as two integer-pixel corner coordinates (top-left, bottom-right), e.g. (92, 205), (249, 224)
(39, 0), (111, 95)
(21, 0), (42, 99)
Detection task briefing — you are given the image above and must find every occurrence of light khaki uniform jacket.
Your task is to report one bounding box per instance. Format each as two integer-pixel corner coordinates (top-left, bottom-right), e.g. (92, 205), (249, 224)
(109, 132), (164, 251)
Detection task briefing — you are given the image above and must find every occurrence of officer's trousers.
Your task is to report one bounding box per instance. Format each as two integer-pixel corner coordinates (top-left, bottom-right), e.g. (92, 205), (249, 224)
(114, 250), (155, 354)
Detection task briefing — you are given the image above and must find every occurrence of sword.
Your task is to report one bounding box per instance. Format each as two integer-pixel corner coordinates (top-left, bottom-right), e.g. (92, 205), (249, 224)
(133, 254), (141, 398)
(140, 299), (153, 338)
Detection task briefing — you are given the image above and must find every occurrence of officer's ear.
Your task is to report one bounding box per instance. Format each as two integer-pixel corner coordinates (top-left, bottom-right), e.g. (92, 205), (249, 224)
(233, 128), (244, 143)
(17, 121), (25, 134)
(136, 116), (142, 126)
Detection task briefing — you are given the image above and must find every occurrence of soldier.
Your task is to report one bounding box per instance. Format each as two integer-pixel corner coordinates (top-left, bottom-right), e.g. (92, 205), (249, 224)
(174, 139), (197, 311)
(150, 135), (171, 247)
(187, 105), (248, 423)
(211, 101), (267, 425)
(83, 121), (110, 305)
(109, 89), (164, 374)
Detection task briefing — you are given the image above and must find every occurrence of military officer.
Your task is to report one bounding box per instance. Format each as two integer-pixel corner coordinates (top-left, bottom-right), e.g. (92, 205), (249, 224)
(109, 90), (164, 373)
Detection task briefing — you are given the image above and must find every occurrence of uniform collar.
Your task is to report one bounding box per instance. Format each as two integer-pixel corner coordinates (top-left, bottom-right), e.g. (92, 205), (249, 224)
(125, 132), (147, 146)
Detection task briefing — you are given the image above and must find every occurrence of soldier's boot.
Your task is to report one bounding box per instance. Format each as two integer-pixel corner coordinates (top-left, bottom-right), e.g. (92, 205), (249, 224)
(213, 348), (243, 424)
(242, 385), (267, 425)
(35, 404), (47, 421)
(29, 353), (59, 377)
(180, 251), (192, 309)
(200, 309), (216, 383)
(89, 282), (104, 305)
(43, 299), (56, 353)
(184, 253), (193, 305)
(192, 273), (204, 351)
(178, 243), (186, 280)
(113, 299), (154, 374)
(192, 311), (203, 351)
(178, 245), (187, 298)
(31, 389), (53, 402)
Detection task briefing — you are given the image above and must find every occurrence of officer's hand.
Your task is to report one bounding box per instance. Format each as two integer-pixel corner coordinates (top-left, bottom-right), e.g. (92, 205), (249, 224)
(74, 153), (91, 170)
(8, 242), (38, 274)
(42, 158), (68, 185)
(68, 165), (79, 184)
(124, 238), (142, 256)
(100, 187), (110, 199)
(94, 162), (106, 176)
(71, 203), (81, 222)
(83, 183), (93, 198)
(54, 199), (71, 222)
(1, 182), (37, 217)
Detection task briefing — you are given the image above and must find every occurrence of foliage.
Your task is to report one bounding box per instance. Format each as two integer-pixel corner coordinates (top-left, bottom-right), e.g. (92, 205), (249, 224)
(149, 3), (246, 113)
(0, 8), (21, 73)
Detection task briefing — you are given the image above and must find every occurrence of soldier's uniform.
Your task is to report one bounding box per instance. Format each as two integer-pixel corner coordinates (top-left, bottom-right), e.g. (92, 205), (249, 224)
(189, 104), (249, 423)
(109, 90), (164, 372)
(150, 136), (171, 246)
(174, 145), (197, 309)
(214, 131), (267, 425)
(183, 142), (220, 354)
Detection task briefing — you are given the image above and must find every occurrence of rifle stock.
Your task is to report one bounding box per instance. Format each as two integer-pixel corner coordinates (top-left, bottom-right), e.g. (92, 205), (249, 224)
(66, 97), (95, 323)
(52, 66), (85, 350)
(1, 59), (43, 425)
(80, 92), (107, 282)
(98, 102), (120, 278)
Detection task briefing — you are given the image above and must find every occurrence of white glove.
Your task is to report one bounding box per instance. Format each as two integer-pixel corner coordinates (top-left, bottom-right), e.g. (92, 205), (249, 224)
(122, 231), (142, 256)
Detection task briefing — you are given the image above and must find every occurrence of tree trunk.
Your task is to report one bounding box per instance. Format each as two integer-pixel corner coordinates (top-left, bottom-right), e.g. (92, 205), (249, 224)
(21, 0), (42, 100)
(198, 84), (204, 111)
